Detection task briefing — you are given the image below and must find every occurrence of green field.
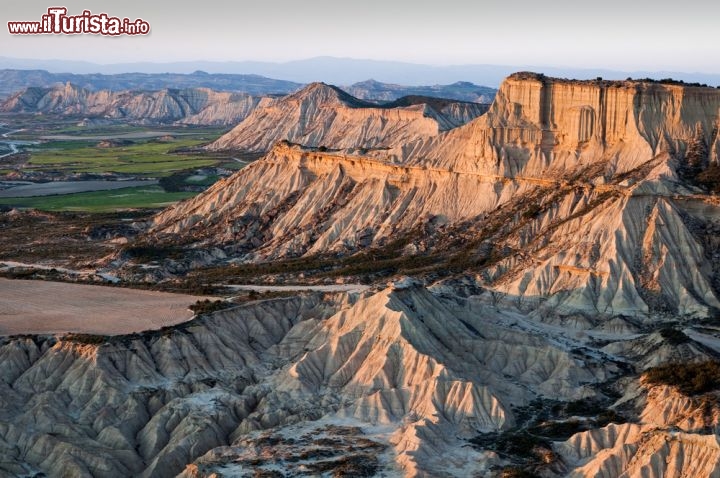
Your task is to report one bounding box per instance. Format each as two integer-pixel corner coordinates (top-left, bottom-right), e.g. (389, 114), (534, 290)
(27, 138), (223, 176)
(0, 123), (241, 212)
(0, 185), (195, 212)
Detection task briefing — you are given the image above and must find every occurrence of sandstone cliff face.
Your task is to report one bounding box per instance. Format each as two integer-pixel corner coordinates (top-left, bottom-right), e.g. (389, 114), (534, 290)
(152, 74), (720, 319)
(0, 84), (264, 125)
(397, 72), (720, 177)
(206, 83), (487, 152)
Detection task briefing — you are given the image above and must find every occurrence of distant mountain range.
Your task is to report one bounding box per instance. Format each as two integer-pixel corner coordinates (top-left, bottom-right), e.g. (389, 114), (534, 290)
(0, 69), (302, 99)
(2, 56), (719, 88)
(0, 69), (498, 106)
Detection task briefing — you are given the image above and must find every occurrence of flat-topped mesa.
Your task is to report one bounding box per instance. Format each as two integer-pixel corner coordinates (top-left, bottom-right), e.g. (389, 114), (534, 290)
(498, 72), (720, 146)
(402, 72), (720, 179)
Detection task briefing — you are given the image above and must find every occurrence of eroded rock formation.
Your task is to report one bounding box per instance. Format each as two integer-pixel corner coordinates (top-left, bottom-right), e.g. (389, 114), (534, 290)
(206, 82), (488, 152)
(6, 73), (720, 477)
(0, 83), (265, 125)
(152, 73), (720, 319)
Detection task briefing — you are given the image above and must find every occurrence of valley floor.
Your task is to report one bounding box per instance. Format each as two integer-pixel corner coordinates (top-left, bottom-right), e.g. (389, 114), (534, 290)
(0, 278), (207, 335)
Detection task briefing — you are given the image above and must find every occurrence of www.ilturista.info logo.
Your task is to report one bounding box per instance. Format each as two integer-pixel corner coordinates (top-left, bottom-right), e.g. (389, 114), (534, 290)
(8, 7), (150, 35)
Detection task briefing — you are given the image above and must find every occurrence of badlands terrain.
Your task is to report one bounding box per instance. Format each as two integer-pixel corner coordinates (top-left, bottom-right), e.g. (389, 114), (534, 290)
(0, 83), (269, 126)
(2, 72), (720, 477)
(206, 82), (489, 152)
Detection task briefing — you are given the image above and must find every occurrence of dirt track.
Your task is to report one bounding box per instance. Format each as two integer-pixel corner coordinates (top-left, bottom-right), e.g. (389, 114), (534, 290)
(0, 278), (208, 335)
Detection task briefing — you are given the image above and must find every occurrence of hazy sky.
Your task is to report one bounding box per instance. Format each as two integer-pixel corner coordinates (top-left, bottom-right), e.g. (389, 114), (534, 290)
(2, 0), (719, 72)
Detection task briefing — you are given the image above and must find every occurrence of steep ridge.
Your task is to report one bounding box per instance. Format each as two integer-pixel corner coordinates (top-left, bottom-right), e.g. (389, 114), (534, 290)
(0, 284), (649, 477)
(0, 83), (266, 125)
(384, 95), (490, 130)
(345, 79), (496, 103)
(151, 73), (720, 318)
(205, 82), (487, 152)
(558, 382), (720, 477)
(0, 294), (344, 478)
(5, 282), (716, 476)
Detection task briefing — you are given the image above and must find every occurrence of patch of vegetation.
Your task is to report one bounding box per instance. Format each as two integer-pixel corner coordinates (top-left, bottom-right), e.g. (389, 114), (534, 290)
(564, 397), (606, 416)
(696, 164), (720, 193)
(0, 267), (68, 282)
(120, 243), (187, 262)
(644, 361), (720, 396)
(0, 209), (151, 265)
(500, 467), (541, 478)
(233, 290), (301, 302)
(187, 221), (505, 286)
(158, 171), (195, 192)
(494, 432), (553, 459)
(146, 280), (230, 296)
(595, 409), (627, 427)
(26, 137), (221, 177)
(252, 470), (283, 478)
(472, 397), (627, 471)
(58, 314), (209, 348)
(0, 185), (195, 212)
(189, 299), (233, 315)
(634, 78), (712, 88)
(0, 268), (42, 279)
(522, 203), (543, 219)
(470, 431), (551, 460)
(158, 170), (221, 192)
(527, 419), (586, 440)
(304, 454), (379, 477)
(659, 327), (691, 345)
(63, 333), (108, 345)
(471, 430), (558, 477)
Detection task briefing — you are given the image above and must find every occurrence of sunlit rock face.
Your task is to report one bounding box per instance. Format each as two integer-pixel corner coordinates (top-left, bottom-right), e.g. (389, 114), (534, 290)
(206, 82), (488, 152)
(6, 73), (720, 477)
(153, 74), (720, 319)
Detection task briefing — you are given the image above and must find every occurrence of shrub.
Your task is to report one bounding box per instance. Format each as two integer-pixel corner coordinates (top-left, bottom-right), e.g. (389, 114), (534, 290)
(528, 420), (585, 440)
(501, 467), (541, 478)
(121, 244), (185, 262)
(471, 431), (551, 459)
(659, 327), (691, 345)
(696, 164), (720, 193)
(63, 333), (108, 345)
(644, 361), (720, 395)
(189, 299), (232, 315)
